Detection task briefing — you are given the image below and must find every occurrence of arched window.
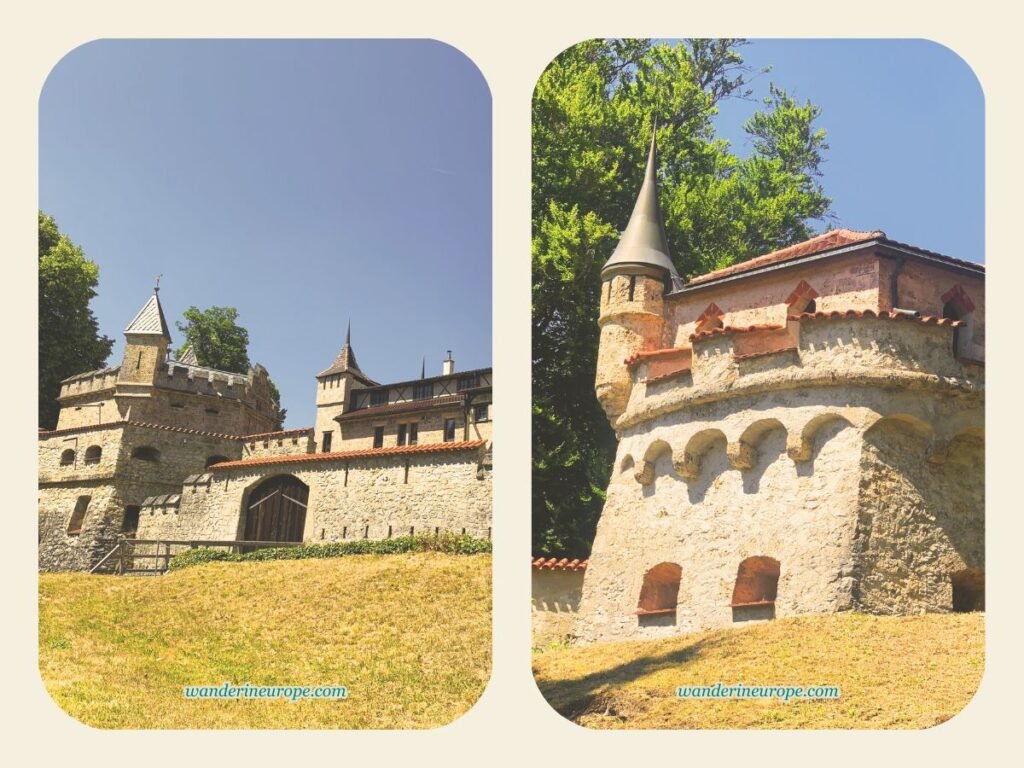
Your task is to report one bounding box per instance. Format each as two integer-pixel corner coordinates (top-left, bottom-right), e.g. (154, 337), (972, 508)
(131, 446), (160, 462)
(731, 556), (780, 607)
(941, 301), (961, 321)
(60, 449), (76, 466)
(84, 445), (102, 464)
(951, 568), (984, 612)
(205, 455), (230, 468)
(637, 562), (682, 615)
(67, 495), (91, 536)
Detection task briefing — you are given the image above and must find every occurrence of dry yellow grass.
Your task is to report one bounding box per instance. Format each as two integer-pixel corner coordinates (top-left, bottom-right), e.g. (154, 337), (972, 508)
(39, 553), (491, 729)
(533, 613), (984, 729)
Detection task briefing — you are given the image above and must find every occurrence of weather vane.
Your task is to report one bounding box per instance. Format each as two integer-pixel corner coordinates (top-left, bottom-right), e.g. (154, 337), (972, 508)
(154, 273), (162, 294)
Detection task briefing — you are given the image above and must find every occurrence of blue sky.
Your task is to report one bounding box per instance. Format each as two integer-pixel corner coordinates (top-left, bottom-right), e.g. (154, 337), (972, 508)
(709, 39), (983, 263)
(40, 39), (492, 429)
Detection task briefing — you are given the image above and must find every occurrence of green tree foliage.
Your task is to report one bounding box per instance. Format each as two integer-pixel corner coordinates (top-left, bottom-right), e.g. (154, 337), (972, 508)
(175, 306), (287, 429)
(38, 212), (114, 429)
(532, 39), (833, 557)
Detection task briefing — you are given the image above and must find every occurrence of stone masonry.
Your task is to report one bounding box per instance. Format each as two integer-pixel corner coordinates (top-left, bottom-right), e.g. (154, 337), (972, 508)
(39, 291), (493, 571)
(573, 133), (984, 644)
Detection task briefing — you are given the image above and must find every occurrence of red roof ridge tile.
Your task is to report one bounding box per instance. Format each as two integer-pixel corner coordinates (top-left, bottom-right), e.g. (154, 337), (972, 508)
(210, 440), (488, 470)
(531, 556), (589, 571)
(789, 309), (964, 327)
(689, 323), (786, 342)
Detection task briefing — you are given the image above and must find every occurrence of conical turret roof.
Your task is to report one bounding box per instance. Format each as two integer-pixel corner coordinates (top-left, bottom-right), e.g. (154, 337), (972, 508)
(317, 321), (376, 384)
(124, 291), (172, 342)
(601, 129), (680, 284)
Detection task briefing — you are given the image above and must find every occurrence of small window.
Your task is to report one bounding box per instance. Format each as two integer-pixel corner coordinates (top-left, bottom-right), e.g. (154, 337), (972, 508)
(397, 423), (408, 446)
(205, 407), (219, 415)
(322, 432), (333, 453)
(205, 455), (229, 468)
(370, 389), (388, 406)
(457, 374), (479, 391)
(121, 506), (141, 536)
(60, 449), (76, 466)
(942, 301), (961, 321)
(170, 401), (185, 409)
(473, 403), (490, 423)
(409, 423), (418, 445)
(443, 418), (457, 442)
(413, 382), (432, 400)
(67, 496), (91, 536)
(373, 426), (385, 449)
(131, 446), (160, 462)
(637, 563), (682, 615)
(83, 445), (102, 464)
(628, 275), (636, 301)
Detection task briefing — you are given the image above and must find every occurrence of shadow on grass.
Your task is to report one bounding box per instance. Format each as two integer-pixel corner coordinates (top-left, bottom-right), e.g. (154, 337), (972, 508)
(535, 635), (724, 723)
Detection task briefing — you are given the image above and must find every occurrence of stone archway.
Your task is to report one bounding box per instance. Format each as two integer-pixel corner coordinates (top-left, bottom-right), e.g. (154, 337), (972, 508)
(242, 474), (309, 544)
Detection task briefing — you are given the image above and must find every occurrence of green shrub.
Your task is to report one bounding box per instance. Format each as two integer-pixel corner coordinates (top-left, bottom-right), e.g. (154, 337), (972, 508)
(168, 533), (491, 571)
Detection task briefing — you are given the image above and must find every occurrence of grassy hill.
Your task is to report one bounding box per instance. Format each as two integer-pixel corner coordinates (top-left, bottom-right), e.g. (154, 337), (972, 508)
(39, 553), (491, 729)
(533, 613), (984, 729)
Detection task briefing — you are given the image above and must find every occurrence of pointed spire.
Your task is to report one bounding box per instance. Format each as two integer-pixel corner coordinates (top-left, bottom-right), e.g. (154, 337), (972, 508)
(601, 124), (680, 284)
(124, 288), (172, 342)
(316, 321), (373, 382)
(421, 357), (426, 379)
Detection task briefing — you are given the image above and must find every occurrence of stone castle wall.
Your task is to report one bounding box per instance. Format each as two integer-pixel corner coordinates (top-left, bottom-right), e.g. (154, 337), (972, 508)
(38, 423), (244, 571)
(135, 447), (492, 543)
(579, 302), (984, 643)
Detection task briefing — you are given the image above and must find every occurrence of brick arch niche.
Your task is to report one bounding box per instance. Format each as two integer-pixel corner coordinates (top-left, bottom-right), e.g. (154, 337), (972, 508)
(636, 562), (681, 619)
(731, 556), (780, 622)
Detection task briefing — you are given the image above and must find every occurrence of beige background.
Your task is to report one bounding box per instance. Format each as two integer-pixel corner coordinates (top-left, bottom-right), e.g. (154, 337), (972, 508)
(3, 0), (1021, 762)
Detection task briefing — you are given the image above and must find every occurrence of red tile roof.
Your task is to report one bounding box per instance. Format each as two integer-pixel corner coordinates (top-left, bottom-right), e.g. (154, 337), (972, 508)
(209, 440), (487, 470)
(690, 323), (786, 342)
(336, 394), (465, 421)
(790, 309), (964, 327)
(532, 556), (589, 571)
(687, 229), (884, 286)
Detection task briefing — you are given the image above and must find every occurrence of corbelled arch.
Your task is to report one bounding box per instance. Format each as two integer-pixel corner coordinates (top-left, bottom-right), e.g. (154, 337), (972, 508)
(730, 418), (787, 469)
(787, 413), (855, 463)
(634, 438), (673, 485)
(674, 428), (728, 480)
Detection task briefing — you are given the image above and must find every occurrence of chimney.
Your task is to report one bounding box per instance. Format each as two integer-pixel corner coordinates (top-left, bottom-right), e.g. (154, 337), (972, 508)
(442, 350), (455, 376)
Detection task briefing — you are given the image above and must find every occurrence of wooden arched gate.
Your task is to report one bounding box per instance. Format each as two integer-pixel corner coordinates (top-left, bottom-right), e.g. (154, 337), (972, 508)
(242, 475), (309, 544)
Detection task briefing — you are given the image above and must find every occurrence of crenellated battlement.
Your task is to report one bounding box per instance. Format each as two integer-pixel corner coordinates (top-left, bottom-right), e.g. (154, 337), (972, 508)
(617, 310), (982, 432)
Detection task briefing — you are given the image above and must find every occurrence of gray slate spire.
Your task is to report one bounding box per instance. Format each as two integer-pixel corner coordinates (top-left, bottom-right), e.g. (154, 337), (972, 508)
(124, 291), (172, 342)
(601, 128), (680, 285)
(317, 320), (370, 380)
